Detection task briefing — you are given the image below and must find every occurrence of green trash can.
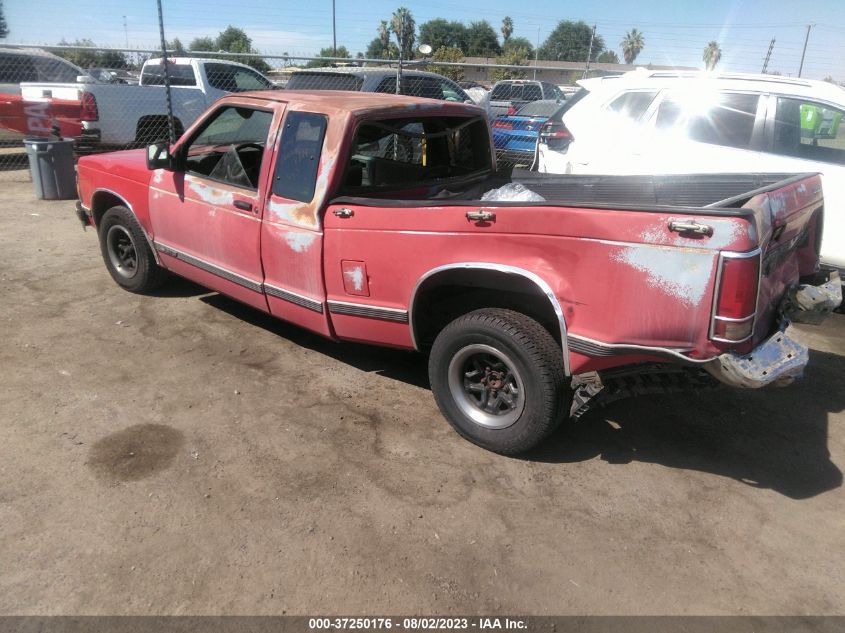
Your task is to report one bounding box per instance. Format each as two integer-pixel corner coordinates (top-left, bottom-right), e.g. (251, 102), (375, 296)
(23, 137), (77, 200)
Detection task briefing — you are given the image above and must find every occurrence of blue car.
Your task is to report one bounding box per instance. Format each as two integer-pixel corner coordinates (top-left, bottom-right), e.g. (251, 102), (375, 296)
(492, 99), (563, 167)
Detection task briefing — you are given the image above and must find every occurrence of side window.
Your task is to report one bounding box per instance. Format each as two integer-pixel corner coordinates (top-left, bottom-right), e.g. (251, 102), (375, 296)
(273, 111), (328, 202)
(609, 91), (658, 120)
(402, 77), (442, 100)
(205, 63), (272, 92)
(375, 77), (397, 94)
(772, 97), (845, 166)
(33, 57), (80, 82)
(0, 54), (38, 83)
(655, 92), (759, 150)
(183, 106), (273, 189)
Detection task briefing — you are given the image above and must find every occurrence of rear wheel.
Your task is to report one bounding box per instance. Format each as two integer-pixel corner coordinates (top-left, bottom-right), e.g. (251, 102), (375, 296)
(429, 308), (570, 454)
(98, 206), (167, 293)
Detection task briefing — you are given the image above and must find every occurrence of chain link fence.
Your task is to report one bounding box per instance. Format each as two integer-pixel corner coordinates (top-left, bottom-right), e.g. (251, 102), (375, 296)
(0, 43), (587, 181)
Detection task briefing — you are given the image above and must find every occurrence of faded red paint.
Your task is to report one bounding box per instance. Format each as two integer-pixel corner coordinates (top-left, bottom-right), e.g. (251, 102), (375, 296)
(76, 92), (824, 377)
(0, 93), (83, 138)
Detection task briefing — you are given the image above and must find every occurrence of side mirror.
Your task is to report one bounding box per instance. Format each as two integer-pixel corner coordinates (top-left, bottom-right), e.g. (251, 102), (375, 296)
(146, 142), (174, 171)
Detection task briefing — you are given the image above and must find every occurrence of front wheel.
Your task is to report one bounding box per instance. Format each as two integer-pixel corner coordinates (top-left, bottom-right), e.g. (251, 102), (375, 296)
(429, 308), (570, 454)
(98, 205), (167, 293)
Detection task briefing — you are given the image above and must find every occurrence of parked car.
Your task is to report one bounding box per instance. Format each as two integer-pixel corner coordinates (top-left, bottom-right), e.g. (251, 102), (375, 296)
(19, 57), (275, 147)
(489, 79), (564, 118)
(74, 90), (840, 454)
(0, 47), (86, 140)
(492, 99), (562, 166)
(534, 69), (845, 277)
(286, 67), (471, 103)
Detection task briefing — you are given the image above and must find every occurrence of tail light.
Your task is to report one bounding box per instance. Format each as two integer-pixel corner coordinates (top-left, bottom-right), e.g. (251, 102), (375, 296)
(710, 252), (760, 346)
(539, 120), (573, 149)
(506, 105), (518, 115)
(492, 119), (513, 130)
(80, 91), (98, 122)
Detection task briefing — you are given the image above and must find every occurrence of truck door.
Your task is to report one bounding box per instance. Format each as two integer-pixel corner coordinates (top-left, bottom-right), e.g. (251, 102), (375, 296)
(148, 102), (277, 311)
(260, 110), (334, 337)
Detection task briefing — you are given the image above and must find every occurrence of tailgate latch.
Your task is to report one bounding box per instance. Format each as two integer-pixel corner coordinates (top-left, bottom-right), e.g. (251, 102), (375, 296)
(668, 220), (713, 236)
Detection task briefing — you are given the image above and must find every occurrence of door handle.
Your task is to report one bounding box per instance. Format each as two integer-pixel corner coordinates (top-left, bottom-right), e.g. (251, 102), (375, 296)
(333, 208), (354, 218)
(668, 220), (713, 236)
(466, 210), (496, 222)
(233, 200), (253, 212)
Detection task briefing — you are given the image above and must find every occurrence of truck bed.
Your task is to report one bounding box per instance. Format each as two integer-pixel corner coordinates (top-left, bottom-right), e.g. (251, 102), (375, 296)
(337, 171), (809, 213)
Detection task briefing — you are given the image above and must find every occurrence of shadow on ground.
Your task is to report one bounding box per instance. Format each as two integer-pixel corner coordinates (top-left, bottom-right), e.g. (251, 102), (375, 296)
(528, 348), (844, 499)
(202, 292), (842, 499)
(201, 293), (430, 389)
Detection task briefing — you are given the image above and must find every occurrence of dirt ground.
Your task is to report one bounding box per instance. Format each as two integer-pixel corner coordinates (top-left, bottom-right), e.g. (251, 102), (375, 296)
(0, 175), (843, 615)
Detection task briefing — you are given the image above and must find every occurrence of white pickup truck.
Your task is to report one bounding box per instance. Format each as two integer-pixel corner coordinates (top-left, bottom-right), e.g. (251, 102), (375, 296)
(20, 57), (275, 147)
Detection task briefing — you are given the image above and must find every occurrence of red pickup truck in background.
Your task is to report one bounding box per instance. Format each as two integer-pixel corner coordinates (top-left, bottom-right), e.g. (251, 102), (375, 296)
(75, 91), (841, 454)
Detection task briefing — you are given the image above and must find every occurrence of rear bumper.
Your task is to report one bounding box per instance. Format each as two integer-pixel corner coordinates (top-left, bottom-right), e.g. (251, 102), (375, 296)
(705, 270), (842, 388)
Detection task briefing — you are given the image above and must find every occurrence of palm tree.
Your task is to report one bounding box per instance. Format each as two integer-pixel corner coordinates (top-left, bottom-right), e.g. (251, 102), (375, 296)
(620, 29), (644, 64)
(703, 40), (722, 70)
(501, 16), (513, 44)
(391, 7), (416, 60)
(378, 20), (391, 56)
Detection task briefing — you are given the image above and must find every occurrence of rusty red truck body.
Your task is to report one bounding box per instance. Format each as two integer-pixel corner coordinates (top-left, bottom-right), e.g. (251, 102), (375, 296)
(75, 91), (841, 454)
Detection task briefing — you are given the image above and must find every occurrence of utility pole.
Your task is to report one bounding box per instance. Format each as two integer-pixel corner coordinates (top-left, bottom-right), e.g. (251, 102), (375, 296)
(798, 24), (813, 78)
(123, 15), (129, 48)
(396, 11), (405, 95)
(583, 24), (596, 80)
(155, 0), (176, 144)
(331, 0), (336, 57)
(533, 26), (540, 80)
(761, 37), (775, 73)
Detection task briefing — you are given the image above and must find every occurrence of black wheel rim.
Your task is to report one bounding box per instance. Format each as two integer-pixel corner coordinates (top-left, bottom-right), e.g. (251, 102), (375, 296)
(106, 225), (139, 279)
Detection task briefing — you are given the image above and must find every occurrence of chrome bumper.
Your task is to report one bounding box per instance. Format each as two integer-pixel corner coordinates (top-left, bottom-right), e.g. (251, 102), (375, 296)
(705, 270), (842, 389)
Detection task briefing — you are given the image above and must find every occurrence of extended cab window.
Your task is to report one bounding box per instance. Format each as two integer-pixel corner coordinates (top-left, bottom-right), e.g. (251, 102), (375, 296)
(772, 97), (845, 166)
(343, 116), (491, 191)
(273, 112), (328, 202)
(183, 106), (273, 189)
(656, 92), (759, 150)
(205, 63), (273, 92)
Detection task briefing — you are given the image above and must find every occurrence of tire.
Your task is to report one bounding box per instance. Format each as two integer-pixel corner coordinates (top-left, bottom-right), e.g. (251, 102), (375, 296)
(429, 308), (570, 455)
(98, 205), (167, 293)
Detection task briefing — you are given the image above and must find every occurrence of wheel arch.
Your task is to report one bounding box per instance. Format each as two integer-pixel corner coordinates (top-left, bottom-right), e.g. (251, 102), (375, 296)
(409, 263), (571, 375)
(90, 188), (160, 265)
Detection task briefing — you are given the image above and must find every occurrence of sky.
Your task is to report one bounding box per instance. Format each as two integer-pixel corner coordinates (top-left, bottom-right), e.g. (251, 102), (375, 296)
(3, 0), (844, 81)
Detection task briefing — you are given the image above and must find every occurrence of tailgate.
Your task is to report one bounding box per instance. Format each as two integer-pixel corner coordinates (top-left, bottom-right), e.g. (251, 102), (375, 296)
(714, 174), (824, 347)
(19, 83), (84, 137)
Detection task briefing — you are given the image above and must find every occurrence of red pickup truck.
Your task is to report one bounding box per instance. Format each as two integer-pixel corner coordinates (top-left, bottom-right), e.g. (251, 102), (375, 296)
(75, 91), (842, 454)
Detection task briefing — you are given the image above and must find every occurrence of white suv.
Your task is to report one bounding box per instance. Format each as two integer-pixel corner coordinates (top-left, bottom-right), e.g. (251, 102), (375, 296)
(536, 69), (845, 274)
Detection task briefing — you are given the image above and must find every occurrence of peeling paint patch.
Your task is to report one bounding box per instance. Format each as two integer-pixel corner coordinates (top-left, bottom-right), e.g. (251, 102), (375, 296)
(344, 266), (365, 291)
(613, 246), (716, 307)
(267, 199), (315, 228)
(285, 232), (316, 253)
(186, 176), (234, 207)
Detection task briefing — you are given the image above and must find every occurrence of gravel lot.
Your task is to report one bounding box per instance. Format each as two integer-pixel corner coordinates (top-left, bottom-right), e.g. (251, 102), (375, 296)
(1, 175), (843, 615)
